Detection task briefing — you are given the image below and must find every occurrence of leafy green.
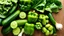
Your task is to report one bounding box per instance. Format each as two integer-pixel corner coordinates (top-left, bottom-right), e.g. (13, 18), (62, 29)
(19, 0), (32, 11)
(0, 0), (18, 18)
(32, 0), (62, 13)
(54, 0), (62, 9)
(34, 0), (46, 13)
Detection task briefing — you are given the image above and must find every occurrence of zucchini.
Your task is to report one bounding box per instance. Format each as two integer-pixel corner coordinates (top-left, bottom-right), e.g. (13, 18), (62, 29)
(10, 20), (27, 28)
(7, 5), (17, 16)
(13, 27), (20, 35)
(0, 18), (2, 26)
(2, 10), (20, 26)
(15, 20), (27, 26)
(48, 13), (56, 26)
(2, 26), (12, 34)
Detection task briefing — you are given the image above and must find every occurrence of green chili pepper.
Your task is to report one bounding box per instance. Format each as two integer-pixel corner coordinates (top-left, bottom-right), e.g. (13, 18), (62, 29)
(28, 11), (38, 23)
(24, 23), (34, 35)
(35, 22), (42, 30)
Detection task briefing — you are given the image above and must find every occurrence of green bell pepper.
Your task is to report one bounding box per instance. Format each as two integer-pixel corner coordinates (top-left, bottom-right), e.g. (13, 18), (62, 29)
(28, 11), (38, 23)
(39, 14), (49, 25)
(42, 27), (47, 33)
(35, 22), (42, 30)
(24, 23), (34, 35)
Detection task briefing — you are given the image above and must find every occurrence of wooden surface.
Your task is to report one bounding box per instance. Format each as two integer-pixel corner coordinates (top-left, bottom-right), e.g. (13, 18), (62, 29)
(0, 0), (64, 36)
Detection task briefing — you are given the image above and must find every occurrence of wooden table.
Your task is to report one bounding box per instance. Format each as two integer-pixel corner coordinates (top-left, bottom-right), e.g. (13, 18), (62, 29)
(0, 0), (64, 36)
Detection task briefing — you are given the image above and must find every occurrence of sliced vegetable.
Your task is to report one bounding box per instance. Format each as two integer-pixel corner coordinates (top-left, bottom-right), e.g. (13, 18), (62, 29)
(10, 21), (18, 29)
(13, 27), (20, 35)
(24, 23), (34, 35)
(2, 26), (12, 34)
(19, 12), (26, 19)
(35, 22), (42, 30)
(2, 10), (20, 26)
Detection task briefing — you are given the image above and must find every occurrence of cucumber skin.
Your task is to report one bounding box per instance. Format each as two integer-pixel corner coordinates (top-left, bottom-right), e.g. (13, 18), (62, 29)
(48, 13), (56, 26)
(53, 27), (57, 35)
(2, 26), (12, 35)
(2, 10), (20, 26)
(0, 18), (2, 26)
(15, 20), (27, 26)
(8, 5), (17, 16)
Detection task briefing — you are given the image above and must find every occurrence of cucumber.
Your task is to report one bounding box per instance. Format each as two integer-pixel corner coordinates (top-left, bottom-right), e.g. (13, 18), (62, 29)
(15, 20), (27, 26)
(0, 18), (2, 26)
(53, 27), (57, 35)
(19, 12), (26, 19)
(13, 27), (20, 35)
(8, 5), (17, 16)
(2, 10), (20, 26)
(48, 13), (56, 26)
(10, 21), (18, 29)
(10, 20), (27, 29)
(2, 26), (12, 34)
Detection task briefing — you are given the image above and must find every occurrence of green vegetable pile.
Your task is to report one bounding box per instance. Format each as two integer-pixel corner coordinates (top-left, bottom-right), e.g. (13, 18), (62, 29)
(0, 0), (62, 36)
(0, 0), (18, 18)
